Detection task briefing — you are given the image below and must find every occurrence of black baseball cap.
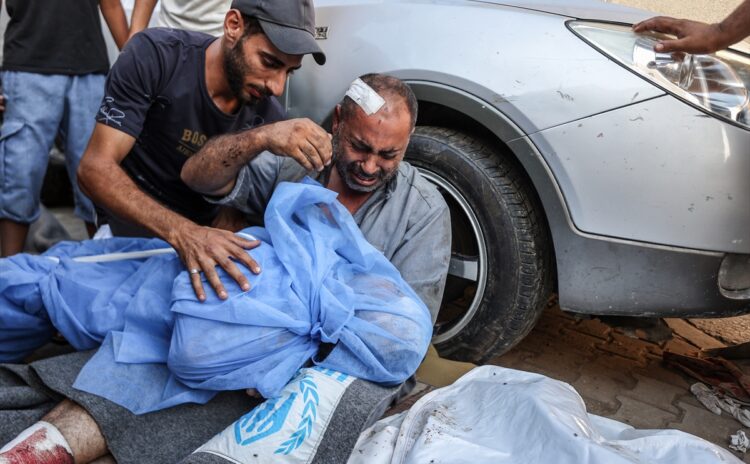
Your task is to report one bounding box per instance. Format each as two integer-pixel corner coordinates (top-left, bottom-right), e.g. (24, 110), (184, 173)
(230, 0), (326, 65)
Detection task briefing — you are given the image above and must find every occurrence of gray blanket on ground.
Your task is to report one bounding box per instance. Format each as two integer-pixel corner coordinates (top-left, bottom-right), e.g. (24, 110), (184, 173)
(0, 351), (256, 463)
(0, 351), (402, 464)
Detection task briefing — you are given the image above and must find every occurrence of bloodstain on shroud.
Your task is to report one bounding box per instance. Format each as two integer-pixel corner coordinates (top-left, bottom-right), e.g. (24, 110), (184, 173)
(0, 428), (73, 464)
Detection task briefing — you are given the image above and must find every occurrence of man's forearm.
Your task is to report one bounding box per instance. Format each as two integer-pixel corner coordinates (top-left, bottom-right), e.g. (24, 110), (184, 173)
(184, 118), (331, 197)
(129, 0), (158, 38)
(719, 0), (750, 47)
(182, 128), (267, 196)
(80, 157), (193, 243)
(100, 0), (129, 50)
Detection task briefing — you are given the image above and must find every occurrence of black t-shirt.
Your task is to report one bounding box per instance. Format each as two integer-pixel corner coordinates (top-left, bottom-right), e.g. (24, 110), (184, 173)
(3, 0), (109, 75)
(96, 29), (286, 224)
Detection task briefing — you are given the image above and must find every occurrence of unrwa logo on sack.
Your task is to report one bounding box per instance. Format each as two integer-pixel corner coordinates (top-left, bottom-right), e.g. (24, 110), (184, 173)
(231, 368), (346, 453)
(234, 393), (298, 446)
(275, 374), (320, 455)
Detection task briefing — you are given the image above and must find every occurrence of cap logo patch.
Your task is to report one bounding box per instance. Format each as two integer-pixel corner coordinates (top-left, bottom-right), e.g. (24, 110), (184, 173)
(315, 26), (328, 40)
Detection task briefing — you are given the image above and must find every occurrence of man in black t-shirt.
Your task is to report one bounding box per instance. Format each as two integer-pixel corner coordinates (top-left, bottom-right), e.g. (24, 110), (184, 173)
(77, 0), (332, 302)
(0, 0), (128, 257)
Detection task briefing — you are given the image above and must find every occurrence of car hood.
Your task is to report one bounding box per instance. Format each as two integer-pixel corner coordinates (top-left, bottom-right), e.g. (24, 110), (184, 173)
(471, 0), (652, 23)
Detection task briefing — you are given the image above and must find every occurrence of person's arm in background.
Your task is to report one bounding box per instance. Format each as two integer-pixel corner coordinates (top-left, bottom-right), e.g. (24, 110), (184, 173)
(633, 0), (750, 54)
(99, 0), (129, 50)
(128, 0), (158, 41)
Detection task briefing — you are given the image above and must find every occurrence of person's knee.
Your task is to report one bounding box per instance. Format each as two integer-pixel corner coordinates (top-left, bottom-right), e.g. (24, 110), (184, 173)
(42, 399), (109, 463)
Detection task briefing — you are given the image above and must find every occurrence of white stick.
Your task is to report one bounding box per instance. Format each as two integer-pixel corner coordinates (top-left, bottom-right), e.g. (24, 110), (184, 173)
(44, 233), (257, 264)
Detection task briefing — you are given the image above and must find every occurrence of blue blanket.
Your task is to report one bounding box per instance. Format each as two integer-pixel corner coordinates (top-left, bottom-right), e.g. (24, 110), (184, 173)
(0, 180), (432, 413)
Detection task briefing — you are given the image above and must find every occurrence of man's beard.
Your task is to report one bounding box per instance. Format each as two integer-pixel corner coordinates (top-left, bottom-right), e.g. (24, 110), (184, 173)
(333, 138), (398, 193)
(223, 40), (264, 105)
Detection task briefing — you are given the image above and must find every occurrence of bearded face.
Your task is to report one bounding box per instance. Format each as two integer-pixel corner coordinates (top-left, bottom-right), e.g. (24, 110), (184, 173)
(222, 38), (268, 106)
(332, 124), (399, 193)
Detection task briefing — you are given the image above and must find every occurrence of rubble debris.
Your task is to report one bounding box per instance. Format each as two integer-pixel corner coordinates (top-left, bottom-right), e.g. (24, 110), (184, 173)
(690, 383), (722, 415)
(729, 430), (749, 453)
(690, 382), (750, 427)
(664, 352), (750, 403)
(664, 319), (725, 350)
(719, 397), (750, 428)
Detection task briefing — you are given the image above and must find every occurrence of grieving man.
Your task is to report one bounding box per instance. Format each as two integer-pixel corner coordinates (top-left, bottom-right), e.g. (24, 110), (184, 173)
(183, 73), (450, 316)
(77, 0), (332, 302)
(0, 74), (451, 464)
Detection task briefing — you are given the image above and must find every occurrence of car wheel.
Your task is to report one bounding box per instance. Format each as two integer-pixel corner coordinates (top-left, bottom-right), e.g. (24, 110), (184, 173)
(406, 126), (553, 362)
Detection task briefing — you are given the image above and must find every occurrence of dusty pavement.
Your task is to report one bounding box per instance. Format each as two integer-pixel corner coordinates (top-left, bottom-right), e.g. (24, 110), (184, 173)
(491, 303), (750, 462)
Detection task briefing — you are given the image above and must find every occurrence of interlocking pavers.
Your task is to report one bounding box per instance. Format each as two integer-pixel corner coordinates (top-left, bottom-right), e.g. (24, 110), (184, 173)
(631, 365), (690, 390)
(572, 364), (637, 412)
(560, 327), (610, 353)
(611, 395), (681, 429)
(492, 347), (536, 370)
(620, 375), (684, 415)
(494, 305), (749, 458)
(596, 332), (652, 364)
(517, 350), (586, 384)
(670, 401), (748, 460)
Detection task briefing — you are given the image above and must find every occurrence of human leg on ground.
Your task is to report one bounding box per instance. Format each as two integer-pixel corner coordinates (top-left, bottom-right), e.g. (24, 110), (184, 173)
(0, 399), (107, 464)
(0, 72), (66, 256)
(42, 400), (108, 463)
(60, 74), (104, 238)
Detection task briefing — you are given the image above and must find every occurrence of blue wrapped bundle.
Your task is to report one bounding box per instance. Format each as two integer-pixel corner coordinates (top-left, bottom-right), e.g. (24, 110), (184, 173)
(0, 180), (432, 414)
(0, 236), (176, 360)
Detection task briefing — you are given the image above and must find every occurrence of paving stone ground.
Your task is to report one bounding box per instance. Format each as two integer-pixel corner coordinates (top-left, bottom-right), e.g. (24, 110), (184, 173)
(489, 303), (750, 462)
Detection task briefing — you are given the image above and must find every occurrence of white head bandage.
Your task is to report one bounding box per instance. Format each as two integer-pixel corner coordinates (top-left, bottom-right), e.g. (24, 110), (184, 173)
(345, 78), (386, 115)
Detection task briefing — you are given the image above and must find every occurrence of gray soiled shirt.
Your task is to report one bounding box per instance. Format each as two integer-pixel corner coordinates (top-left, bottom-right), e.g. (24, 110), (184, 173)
(208, 151), (452, 322)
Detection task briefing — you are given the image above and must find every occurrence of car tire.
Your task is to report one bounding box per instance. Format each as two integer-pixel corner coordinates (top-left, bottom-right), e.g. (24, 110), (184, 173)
(406, 126), (553, 363)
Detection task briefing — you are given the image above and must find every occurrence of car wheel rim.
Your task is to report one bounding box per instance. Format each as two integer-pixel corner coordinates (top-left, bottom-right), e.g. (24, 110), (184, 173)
(416, 168), (489, 344)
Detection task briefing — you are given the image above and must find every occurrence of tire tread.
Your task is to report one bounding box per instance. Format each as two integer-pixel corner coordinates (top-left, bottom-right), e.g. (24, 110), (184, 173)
(410, 126), (553, 362)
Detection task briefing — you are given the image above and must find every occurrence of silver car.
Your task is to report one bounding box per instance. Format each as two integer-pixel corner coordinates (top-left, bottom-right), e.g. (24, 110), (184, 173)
(285, 0), (750, 362)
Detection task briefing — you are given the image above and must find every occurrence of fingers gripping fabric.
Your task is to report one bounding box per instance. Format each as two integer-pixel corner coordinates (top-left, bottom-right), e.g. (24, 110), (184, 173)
(0, 180), (432, 414)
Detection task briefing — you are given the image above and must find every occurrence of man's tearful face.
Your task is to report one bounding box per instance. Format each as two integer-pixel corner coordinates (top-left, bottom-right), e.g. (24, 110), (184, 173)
(333, 101), (412, 193)
(333, 138), (398, 193)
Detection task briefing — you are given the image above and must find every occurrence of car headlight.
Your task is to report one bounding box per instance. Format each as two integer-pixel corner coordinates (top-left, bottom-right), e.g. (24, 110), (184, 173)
(569, 20), (750, 129)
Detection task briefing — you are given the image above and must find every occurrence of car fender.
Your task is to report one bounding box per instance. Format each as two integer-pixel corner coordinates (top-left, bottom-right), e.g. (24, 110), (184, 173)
(288, 0), (663, 132)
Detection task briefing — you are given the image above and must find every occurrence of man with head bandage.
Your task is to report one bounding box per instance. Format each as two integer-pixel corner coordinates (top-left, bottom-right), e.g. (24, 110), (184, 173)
(0, 74), (451, 464)
(183, 73), (448, 318)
